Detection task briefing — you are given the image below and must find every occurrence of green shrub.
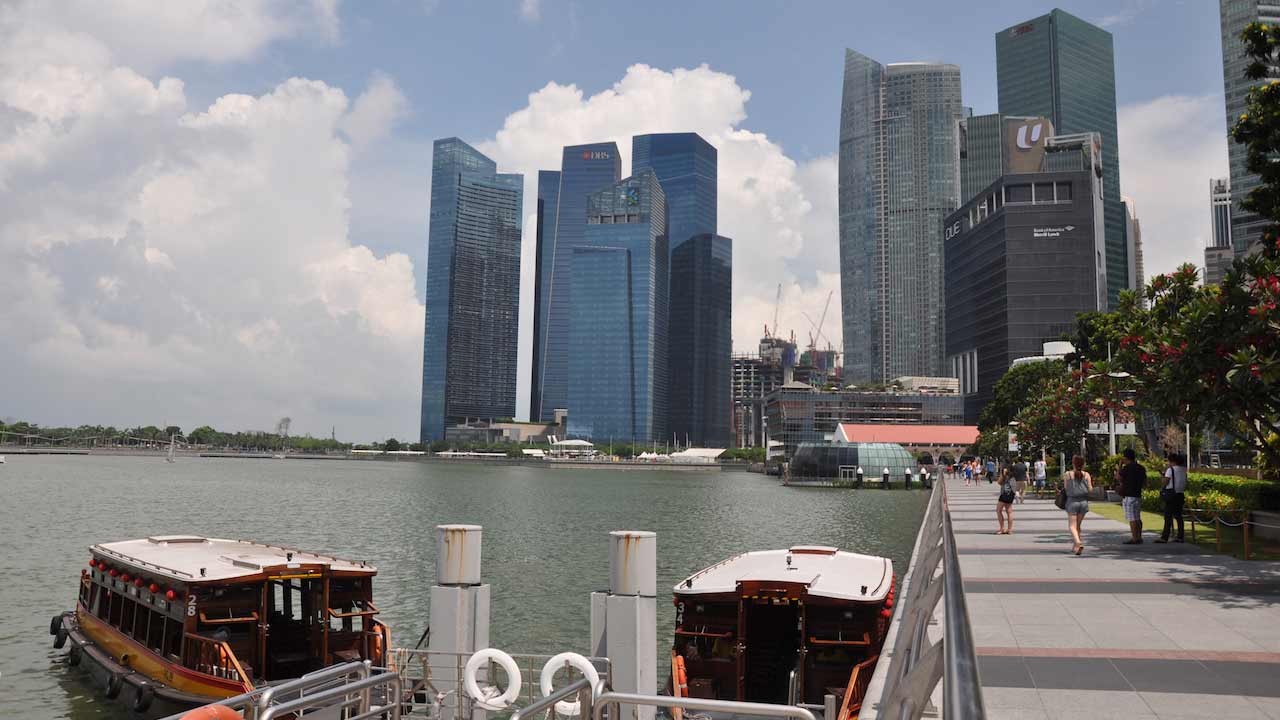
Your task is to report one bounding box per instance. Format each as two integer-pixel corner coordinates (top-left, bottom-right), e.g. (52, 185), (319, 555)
(1186, 472), (1277, 510)
(1140, 489), (1162, 513)
(1186, 488), (1241, 512)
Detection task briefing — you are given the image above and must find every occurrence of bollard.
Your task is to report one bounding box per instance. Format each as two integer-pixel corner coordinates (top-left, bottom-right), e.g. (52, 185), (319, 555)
(591, 531), (656, 720)
(428, 524), (490, 720)
(881, 468), (890, 489)
(1216, 514), (1222, 554)
(856, 467), (864, 487)
(824, 693), (837, 720)
(1244, 513), (1251, 561)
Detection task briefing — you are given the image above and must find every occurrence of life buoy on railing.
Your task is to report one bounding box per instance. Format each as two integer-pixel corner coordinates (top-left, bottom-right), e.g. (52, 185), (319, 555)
(464, 648), (522, 711)
(539, 652), (600, 716)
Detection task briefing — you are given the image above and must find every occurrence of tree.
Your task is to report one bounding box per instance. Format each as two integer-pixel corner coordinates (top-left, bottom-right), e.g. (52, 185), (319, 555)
(1014, 371), (1093, 459)
(978, 360), (1066, 431)
(1160, 424), (1186, 457)
(276, 417), (292, 437)
(384, 438), (402, 452)
(164, 425), (181, 438)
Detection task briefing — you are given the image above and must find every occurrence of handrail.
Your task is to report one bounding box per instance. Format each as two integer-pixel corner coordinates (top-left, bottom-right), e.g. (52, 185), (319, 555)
(837, 654), (879, 720)
(591, 690), (818, 720)
(941, 506), (985, 718)
(258, 671), (402, 720)
(183, 632), (251, 686)
(510, 677), (593, 720)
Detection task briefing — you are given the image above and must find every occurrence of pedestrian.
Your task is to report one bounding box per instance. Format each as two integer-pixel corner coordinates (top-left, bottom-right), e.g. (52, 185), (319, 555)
(996, 466), (1016, 534)
(963, 461), (972, 486)
(1034, 456), (1048, 492)
(1155, 453), (1188, 543)
(1063, 455), (1092, 555)
(985, 457), (996, 484)
(882, 466), (890, 488)
(1116, 448), (1147, 545)
(1011, 456), (1029, 504)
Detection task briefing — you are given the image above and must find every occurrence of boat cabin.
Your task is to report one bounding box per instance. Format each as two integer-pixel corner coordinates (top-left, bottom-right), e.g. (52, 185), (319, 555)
(671, 546), (893, 714)
(77, 536), (387, 692)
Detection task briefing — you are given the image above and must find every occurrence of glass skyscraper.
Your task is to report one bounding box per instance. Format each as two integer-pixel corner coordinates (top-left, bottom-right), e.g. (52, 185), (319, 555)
(668, 234), (732, 447)
(567, 170), (668, 443)
(996, 9), (1127, 309)
(632, 133), (731, 447)
(1220, 0), (1279, 257)
(420, 138), (523, 443)
(838, 51), (963, 384)
(531, 143), (621, 421)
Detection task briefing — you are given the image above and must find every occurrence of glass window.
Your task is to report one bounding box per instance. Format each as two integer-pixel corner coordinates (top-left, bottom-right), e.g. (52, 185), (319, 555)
(1033, 183), (1053, 203)
(1006, 184), (1032, 203)
(1056, 182), (1072, 201)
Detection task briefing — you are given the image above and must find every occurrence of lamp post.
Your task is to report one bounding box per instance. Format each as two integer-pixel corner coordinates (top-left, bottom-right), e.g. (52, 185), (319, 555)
(1087, 370), (1131, 456)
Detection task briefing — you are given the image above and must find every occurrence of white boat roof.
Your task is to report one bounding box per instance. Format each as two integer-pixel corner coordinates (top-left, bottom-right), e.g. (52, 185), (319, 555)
(675, 546), (893, 602)
(91, 536), (375, 583)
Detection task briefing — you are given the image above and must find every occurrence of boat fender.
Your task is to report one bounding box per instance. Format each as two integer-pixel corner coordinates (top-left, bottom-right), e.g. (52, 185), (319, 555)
(104, 672), (124, 699)
(132, 683), (156, 713)
(463, 648), (521, 711)
(53, 627), (69, 650)
(68, 645), (82, 667)
(539, 652), (600, 716)
(179, 706), (242, 719)
(674, 655), (688, 696)
(50, 614), (63, 636)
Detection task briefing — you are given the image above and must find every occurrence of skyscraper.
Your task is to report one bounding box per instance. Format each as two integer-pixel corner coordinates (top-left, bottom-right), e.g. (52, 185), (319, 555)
(959, 114), (1055, 205)
(996, 9), (1127, 309)
(632, 133), (731, 447)
(421, 138), (523, 443)
(838, 51), (963, 384)
(1123, 196), (1145, 302)
(1221, 1), (1279, 257)
(1206, 177), (1236, 285)
(531, 143), (622, 422)
(567, 170), (668, 443)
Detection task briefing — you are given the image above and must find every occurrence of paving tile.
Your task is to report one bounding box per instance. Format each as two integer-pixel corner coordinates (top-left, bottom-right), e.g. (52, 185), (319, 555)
(1202, 660), (1280, 698)
(1078, 622), (1180, 651)
(1249, 696), (1280, 720)
(976, 655), (1033, 688)
(981, 686), (1044, 711)
(1035, 689), (1155, 718)
(1023, 657), (1133, 691)
(1109, 658), (1222, 694)
(1139, 692), (1270, 719)
(1011, 623), (1095, 649)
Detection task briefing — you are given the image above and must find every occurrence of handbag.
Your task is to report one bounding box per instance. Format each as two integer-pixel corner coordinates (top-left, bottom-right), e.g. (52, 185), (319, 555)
(998, 482), (1016, 504)
(1054, 485), (1068, 510)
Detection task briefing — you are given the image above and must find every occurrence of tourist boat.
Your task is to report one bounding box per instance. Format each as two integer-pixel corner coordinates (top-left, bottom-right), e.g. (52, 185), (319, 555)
(50, 536), (389, 716)
(669, 546), (893, 719)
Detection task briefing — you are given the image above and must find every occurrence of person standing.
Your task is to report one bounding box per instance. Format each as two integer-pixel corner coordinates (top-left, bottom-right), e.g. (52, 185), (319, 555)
(985, 457), (997, 484)
(1011, 457), (1029, 504)
(1063, 455), (1093, 555)
(963, 461), (972, 486)
(1155, 453), (1188, 543)
(1116, 448), (1148, 545)
(996, 467), (1016, 534)
(1034, 457), (1048, 492)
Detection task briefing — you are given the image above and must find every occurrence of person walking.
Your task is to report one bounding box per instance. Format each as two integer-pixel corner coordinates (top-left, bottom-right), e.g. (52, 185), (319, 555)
(1116, 448), (1147, 545)
(1034, 457), (1048, 493)
(1011, 457), (1029, 504)
(1155, 453), (1188, 543)
(963, 461), (972, 486)
(996, 466), (1016, 534)
(985, 457), (997, 484)
(1063, 455), (1092, 555)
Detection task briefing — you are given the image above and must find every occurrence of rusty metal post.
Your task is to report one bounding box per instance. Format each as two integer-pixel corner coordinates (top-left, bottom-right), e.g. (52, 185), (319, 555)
(1190, 513), (1196, 544)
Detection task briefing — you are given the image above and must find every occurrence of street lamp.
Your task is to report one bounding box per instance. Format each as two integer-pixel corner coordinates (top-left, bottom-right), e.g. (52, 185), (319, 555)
(1087, 370), (1132, 456)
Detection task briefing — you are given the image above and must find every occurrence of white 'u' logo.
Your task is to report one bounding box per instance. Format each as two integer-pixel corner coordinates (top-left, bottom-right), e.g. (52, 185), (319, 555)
(1016, 123), (1043, 149)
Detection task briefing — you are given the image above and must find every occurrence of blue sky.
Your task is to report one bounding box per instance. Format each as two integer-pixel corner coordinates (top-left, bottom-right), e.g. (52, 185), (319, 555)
(0, 1), (1234, 439)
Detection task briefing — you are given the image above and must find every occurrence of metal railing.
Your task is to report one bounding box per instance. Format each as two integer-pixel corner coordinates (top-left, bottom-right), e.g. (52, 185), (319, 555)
(859, 480), (986, 719)
(591, 690), (818, 720)
(158, 660), (382, 720)
(510, 678), (594, 720)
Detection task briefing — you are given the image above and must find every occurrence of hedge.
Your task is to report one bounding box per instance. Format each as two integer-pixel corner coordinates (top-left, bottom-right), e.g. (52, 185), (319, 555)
(1134, 472), (1280, 512)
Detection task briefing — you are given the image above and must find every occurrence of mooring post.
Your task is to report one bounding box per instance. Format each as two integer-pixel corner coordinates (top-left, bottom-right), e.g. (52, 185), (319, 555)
(428, 524), (490, 720)
(591, 531), (657, 720)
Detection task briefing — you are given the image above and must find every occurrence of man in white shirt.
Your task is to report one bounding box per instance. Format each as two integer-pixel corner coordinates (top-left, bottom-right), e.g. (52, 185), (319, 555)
(1033, 458), (1048, 491)
(1154, 453), (1188, 543)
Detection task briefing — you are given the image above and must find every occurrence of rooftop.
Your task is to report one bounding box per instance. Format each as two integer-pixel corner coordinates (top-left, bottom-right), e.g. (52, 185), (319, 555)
(836, 424), (979, 445)
(675, 546), (893, 602)
(92, 536), (375, 583)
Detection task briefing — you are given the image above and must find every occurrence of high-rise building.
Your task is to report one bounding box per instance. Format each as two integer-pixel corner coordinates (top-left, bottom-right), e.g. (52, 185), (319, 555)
(420, 138), (523, 443)
(1207, 177), (1236, 285)
(632, 133), (731, 448)
(566, 170), (669, 443)
(959, 114), (1055, 205)
(667, 234), (732, 447)
(1221, 1), (1280, 257)
(996, 9), (1127, 309)
(531, 143), (622, 422)
(1123, 197), (1145, 302)
(838, 51), (963, 385)
(944, 132), (1106, 423)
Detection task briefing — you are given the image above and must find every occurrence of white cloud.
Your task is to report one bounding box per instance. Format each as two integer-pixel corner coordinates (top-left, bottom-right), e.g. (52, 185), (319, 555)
(520, 0), (541, 22)
(0, 6), (425, 441)
(1118, 94), (1229, 282)
(340, 72), (409, 149)
(478, 64), (839, 417)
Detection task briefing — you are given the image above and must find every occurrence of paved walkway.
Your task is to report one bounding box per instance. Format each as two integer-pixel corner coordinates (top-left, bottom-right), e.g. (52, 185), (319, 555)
(946, 477), (1280, 719)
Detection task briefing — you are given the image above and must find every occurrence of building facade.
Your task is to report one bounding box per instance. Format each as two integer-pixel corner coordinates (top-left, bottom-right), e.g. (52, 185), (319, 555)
(632, 133), (732, 448)
(1206, 177), (1236, 285)
(838, 51), (963, 384)
(566, 170), (669, 443)
(421, 138), (523, 443)
(532, 143), (622, 422)
(1123, 196), (1145, 303)
(668, 234), (732, 447)
(996, 9), (1127, 309)
(1221, 0), (1279, 257)
(944, 134), (1106, 424)
(959, 114), (1055, 204)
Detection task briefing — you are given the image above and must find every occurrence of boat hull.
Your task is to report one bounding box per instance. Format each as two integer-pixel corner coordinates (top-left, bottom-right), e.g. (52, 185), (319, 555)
(57, 610), (237, 717)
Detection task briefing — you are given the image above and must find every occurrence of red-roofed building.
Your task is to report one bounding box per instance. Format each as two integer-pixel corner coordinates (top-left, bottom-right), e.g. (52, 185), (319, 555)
(836, 423), (978, 449)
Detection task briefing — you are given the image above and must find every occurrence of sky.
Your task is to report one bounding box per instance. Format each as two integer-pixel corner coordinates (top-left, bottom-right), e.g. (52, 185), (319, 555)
(0, 0), (1230, 442)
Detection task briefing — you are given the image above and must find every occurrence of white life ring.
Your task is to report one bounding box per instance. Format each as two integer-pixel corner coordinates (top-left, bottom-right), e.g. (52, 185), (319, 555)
(539, 652), (601, 716)
(463, 648), (522, 711)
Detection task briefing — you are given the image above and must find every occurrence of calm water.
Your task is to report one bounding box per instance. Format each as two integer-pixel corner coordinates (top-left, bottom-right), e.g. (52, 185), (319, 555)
(0, 454), (928, 718)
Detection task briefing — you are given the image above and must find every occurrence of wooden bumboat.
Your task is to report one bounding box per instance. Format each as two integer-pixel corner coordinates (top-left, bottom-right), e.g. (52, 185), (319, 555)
(669, 545), (893, 719)
(50, 535), (390, 716)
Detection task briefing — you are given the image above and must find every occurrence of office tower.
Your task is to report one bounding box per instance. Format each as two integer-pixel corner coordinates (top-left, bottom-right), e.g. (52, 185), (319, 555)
(838, 50), (963, 385)
(1123, 197), (1145, 301)
(531, 143), (622, 422)
(997, 9), (1127, 309)
(959, 114), (1055, 205)
(1221, 1), (1280, 257)
(945, 132), (1106, 423)
(1206, 177), (1236, 285)
(668, 234), (732, 447)
(632, 133), (731, 447)
(567, 170), (668, 443)
(421, 138), (523, 443)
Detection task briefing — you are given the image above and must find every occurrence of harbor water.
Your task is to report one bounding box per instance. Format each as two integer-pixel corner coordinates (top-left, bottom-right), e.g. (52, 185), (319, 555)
(0, 454), (929, 718)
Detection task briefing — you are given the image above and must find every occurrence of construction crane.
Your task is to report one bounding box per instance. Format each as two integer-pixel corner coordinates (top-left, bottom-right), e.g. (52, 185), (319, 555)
(764, 283), (782, 339)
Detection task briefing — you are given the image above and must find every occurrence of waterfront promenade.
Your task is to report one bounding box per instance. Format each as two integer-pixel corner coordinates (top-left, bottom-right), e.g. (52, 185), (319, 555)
(946, 478), (1280, 719)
